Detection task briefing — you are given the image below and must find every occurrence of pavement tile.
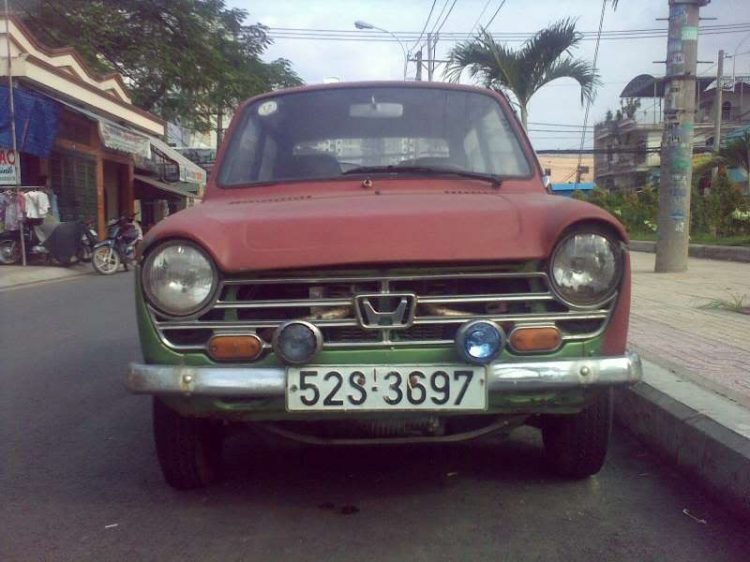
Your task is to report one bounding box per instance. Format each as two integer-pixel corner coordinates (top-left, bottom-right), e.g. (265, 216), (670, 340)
(629, 252), (750, 404)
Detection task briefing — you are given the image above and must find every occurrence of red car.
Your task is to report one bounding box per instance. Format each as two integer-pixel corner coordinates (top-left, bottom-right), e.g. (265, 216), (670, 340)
(127, 82), (642, 489)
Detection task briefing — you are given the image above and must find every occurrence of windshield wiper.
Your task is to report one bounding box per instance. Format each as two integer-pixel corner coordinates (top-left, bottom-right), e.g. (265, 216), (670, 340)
(342, 165), (503, 188)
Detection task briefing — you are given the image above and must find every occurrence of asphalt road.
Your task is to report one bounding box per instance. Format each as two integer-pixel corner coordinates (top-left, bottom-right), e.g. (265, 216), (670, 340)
(1, 272), (748, 562)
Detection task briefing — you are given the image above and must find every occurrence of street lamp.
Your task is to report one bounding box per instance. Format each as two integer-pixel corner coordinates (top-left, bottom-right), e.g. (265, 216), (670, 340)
(354, 20), (408, 80)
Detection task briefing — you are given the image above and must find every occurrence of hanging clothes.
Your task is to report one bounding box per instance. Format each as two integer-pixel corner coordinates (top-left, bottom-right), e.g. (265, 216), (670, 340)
(24, 190), (50, 219)
(3, 191), (24, 231)
(0, 191), (8, 233)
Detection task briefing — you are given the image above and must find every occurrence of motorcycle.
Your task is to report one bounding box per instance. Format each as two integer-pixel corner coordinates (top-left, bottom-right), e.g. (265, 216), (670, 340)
(91, 216), (141, 275)
(0, 216), (97, 266)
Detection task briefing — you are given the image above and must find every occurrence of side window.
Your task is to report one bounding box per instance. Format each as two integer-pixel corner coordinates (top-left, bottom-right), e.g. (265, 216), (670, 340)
(257, 135), (277, 181)
(463, 128), (486, 171)
(221, 117), (260, 184)
(478, 107), (528, 175)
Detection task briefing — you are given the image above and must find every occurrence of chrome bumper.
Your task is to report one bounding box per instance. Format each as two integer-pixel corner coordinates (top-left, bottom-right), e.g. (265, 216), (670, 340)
(126, 352), (642, 398)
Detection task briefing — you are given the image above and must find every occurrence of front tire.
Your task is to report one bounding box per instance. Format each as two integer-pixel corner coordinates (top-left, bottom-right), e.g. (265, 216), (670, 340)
(153, 398), (224, 490)
(0, 239), (20, 265)
(541, 389), (612, 478)
(92, 245), (120, 275)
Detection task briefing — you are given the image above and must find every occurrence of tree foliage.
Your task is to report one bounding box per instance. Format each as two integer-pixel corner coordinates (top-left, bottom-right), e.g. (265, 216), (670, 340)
(13, 0), (303, 132)
(720, 132), (750, 193)
(445, 19), (599, 128)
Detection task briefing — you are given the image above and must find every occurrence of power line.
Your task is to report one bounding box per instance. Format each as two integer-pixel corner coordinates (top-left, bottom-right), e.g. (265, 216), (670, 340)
(434, 0), (459, 36)
(409, 0), (439, 53)
(484, 0), (509, 30)
(528, 121), (595, 128)
(575, 0), (607, 187)
(529, 129), (597, 133)
(269, 22), (750, 37)
(429, 0), (451, 36)
(469, 0), (494, 35)
(268, 22), (750, 43)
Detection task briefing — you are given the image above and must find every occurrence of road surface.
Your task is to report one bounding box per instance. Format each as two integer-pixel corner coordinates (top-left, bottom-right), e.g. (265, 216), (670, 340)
(1, 273), (748, 562)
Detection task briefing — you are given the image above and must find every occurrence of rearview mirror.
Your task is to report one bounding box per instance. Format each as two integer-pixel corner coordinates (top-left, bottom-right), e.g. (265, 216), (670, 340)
(349, 102), (403, 118)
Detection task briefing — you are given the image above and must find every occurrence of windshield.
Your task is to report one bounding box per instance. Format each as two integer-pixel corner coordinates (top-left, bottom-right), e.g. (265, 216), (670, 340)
(217, 87), (532, 186)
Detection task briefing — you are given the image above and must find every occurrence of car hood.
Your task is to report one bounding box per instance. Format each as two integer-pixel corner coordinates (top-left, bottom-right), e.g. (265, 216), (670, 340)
(141, 181), (626, 273)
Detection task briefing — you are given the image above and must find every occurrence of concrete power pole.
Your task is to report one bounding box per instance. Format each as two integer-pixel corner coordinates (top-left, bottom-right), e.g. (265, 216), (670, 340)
(427, 33), (434, 81)
(712, 49), (724, 154)
(655, 0), (710, 273)
(415, 49), (423, 81)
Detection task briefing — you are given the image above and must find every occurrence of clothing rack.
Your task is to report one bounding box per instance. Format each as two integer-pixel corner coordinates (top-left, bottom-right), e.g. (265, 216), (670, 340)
(1, 186), (47, 266)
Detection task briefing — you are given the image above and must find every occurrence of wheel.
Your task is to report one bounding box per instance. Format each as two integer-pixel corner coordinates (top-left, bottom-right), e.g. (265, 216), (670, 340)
(92, 246), (120, 274)
(541, 389), (612, 478)
(0, 239), (20, 265)
(152, 397), (224, 490)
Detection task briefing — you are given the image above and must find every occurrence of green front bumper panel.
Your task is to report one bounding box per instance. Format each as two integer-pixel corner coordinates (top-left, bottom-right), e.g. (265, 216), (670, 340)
(134, 279), (638, 421)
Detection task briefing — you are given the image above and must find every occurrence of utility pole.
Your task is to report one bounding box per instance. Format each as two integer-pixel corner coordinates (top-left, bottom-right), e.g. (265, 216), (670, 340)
(415, 48), (423, 81)
(655, 0), (710, 273)
(712, 49), (724, 155)
(427, 33), (434, 81)
(4, 1), (25, 265)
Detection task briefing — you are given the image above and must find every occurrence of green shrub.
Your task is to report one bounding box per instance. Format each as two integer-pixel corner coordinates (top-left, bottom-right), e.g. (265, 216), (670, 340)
(583, 174), (749, 238)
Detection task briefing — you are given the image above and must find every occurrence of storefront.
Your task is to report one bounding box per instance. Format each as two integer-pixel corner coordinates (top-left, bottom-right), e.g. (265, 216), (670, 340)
(133, 175), (200, 233)
(1, 15), (195, 242)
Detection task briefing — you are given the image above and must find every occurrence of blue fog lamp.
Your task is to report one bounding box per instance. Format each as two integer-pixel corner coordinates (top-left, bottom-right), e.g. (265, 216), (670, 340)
(456, 321), (505, 365)
(272, 321), (324, 365)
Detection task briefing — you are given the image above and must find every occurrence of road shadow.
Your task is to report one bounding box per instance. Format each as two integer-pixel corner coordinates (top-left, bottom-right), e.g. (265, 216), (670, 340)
(211, 426), (551, 506)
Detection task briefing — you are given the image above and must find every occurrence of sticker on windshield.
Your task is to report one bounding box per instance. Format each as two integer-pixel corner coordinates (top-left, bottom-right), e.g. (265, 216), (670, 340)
(258, 101), (278, 116)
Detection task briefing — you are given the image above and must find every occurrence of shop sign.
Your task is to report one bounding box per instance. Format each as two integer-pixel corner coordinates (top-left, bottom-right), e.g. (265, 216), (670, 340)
(98, 121), (151, 158)
(0, 148), (19, 185)
(180, 164), (206, 184)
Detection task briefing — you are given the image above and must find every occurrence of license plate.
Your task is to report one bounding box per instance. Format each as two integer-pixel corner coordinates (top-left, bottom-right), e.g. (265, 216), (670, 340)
(286, 366), (487, 412)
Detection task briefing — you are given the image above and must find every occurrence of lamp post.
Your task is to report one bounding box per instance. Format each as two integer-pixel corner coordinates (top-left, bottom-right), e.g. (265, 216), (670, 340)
(354, 20), (408, 80)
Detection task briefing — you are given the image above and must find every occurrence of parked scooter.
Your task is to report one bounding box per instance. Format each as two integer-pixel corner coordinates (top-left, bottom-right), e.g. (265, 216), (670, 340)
(91, 216), (142, 275)
(0, 216), (97, 266)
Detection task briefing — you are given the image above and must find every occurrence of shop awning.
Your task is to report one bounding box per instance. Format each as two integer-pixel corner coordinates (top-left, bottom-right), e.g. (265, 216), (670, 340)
(134, 174), (199, 199)
(49, 96), (152, 158)
(148, 136), (207, 184)
(0, 85), (61, 157)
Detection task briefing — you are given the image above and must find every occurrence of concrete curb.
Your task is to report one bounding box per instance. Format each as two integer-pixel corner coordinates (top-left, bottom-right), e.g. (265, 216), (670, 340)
(629, 240), (750, 263)
(0, 264), (93, 291)
(615, 359), (750, 522)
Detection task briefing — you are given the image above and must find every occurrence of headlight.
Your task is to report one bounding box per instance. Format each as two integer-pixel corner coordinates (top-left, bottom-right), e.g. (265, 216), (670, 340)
(142, 242), (217, 316)
(550, 232), (622, 307)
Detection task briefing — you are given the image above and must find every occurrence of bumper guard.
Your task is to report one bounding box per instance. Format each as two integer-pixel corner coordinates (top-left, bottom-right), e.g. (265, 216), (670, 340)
(126, 352), (642, 398)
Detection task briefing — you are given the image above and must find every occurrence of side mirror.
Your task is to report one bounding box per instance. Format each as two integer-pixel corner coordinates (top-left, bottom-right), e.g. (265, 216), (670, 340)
(542, 175), (551, 188)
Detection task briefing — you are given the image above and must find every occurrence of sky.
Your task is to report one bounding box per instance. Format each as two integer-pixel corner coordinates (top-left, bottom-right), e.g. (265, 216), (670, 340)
(230, 0), (750, 150)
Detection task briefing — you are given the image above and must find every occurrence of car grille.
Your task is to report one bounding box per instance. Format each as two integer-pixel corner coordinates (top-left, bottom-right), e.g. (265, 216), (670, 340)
(149, 266), (616, 355)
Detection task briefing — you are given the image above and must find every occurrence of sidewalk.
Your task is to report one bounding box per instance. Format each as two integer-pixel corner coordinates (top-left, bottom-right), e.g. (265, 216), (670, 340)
(0, 263), (92, 290)
(629, 252), (750, 406)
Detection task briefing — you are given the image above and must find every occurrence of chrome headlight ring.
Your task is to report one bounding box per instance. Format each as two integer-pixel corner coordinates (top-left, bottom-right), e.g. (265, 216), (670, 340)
(548, 230), (624, 309)
(141, 240), (219, 318)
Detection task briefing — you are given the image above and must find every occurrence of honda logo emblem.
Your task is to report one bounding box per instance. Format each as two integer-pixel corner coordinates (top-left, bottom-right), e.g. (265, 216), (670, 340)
(354, 293), (416, 330)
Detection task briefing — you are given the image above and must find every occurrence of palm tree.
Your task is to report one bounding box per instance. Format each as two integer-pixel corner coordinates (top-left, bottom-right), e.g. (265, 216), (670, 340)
(446, 19), (599, 130)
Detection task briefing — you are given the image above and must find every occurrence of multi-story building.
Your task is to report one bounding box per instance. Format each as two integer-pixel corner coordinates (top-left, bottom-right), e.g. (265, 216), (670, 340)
(594, 73), (749, 192)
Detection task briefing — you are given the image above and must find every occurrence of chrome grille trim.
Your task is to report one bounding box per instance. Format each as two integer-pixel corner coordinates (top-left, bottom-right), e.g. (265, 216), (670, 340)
(148, 268), (617, 354)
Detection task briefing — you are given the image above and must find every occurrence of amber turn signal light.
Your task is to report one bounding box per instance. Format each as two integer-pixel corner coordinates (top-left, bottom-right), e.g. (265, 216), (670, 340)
(509, 326), (562, 353)
(208, 334), (263, 361)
